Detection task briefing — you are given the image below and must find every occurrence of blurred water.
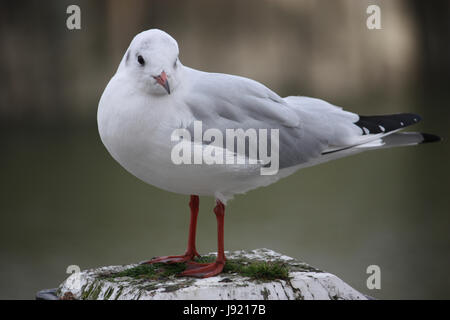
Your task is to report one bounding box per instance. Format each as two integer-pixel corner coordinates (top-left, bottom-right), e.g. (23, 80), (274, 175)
(1, 0), (449, 301)
(0, 101), (449, 299)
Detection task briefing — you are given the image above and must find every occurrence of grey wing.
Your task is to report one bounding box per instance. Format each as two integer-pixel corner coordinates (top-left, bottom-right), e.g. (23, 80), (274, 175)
(182, 71), (428, 170)
(183, 72), (339, 169)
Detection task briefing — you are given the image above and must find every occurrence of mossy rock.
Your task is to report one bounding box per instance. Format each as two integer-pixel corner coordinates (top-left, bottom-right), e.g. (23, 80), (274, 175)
(100, 256), (291, 282)
(56, 248), (368, 300)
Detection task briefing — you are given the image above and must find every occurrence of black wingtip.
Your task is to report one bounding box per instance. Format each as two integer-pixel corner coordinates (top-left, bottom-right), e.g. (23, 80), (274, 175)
(355, 113), (423, 135)
(421, 133), (442, 144)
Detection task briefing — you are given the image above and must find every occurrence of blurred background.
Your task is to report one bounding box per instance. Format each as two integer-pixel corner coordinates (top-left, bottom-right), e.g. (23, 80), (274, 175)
(0, 0), (449, 299)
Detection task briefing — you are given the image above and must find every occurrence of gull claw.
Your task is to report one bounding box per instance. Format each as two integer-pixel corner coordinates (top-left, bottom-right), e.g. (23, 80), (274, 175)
(179, 261), (225, 278)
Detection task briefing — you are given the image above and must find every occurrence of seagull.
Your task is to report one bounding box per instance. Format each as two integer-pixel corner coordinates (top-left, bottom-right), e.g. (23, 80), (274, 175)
(98, 29), (440, 278)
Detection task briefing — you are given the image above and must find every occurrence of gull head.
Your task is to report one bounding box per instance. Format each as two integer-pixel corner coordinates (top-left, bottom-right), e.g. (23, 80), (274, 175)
(118, 29), (181, 96)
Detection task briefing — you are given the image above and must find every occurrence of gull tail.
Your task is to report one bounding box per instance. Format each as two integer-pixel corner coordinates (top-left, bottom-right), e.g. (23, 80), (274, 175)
(356, 131), (442, 150)
(353, 113), (442, 150)
(323, 113), (442, 156)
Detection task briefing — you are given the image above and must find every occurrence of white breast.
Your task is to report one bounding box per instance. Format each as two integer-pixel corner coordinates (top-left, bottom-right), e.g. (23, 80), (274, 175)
(97, 74), (289, 203)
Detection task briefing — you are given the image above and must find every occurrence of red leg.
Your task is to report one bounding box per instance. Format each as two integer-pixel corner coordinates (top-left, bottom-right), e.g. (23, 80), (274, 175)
(180, 200), (226, 278)
(186, 195), (200, 257)
(142, 195), (200, 264)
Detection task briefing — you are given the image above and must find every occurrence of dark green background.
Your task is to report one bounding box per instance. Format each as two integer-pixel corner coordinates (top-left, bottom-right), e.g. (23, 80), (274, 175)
(1, 0), (449, 299)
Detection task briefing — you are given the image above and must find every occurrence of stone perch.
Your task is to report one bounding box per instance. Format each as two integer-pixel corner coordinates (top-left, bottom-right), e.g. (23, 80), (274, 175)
(39, 249), (368, 300)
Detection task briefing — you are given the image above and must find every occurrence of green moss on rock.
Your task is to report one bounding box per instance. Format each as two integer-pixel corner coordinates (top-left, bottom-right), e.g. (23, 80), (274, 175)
(101, 256), (290, 282)
(225, 260), (289, 280)
(105, 263), (186, 281)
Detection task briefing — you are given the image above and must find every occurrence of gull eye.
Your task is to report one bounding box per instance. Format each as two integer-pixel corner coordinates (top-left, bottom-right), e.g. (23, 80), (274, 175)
(137, 55), (145, 66)
(173, 58), (178, 69)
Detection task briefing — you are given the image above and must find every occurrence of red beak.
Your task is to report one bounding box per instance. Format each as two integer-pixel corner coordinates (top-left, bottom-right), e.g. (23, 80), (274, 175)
(153, 71), (170, 94)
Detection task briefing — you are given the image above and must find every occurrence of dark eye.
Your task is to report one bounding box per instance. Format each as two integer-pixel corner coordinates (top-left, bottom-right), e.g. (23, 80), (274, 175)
(173, 58), (178, 68)
(137, 55), (145, 66)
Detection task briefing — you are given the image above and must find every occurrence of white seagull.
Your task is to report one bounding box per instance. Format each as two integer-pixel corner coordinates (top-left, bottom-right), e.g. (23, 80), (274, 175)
(98, 29), (440, 277)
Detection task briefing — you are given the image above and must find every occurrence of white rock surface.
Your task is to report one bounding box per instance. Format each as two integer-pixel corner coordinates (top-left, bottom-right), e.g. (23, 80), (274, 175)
(57, 249), (367, 300)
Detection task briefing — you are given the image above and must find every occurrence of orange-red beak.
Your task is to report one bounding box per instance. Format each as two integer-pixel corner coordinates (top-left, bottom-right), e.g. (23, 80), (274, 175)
(153, 71), (170, 94)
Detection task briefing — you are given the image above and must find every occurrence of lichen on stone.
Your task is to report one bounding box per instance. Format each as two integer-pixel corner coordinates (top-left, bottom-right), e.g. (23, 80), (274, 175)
(56, 249), (367, 300)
